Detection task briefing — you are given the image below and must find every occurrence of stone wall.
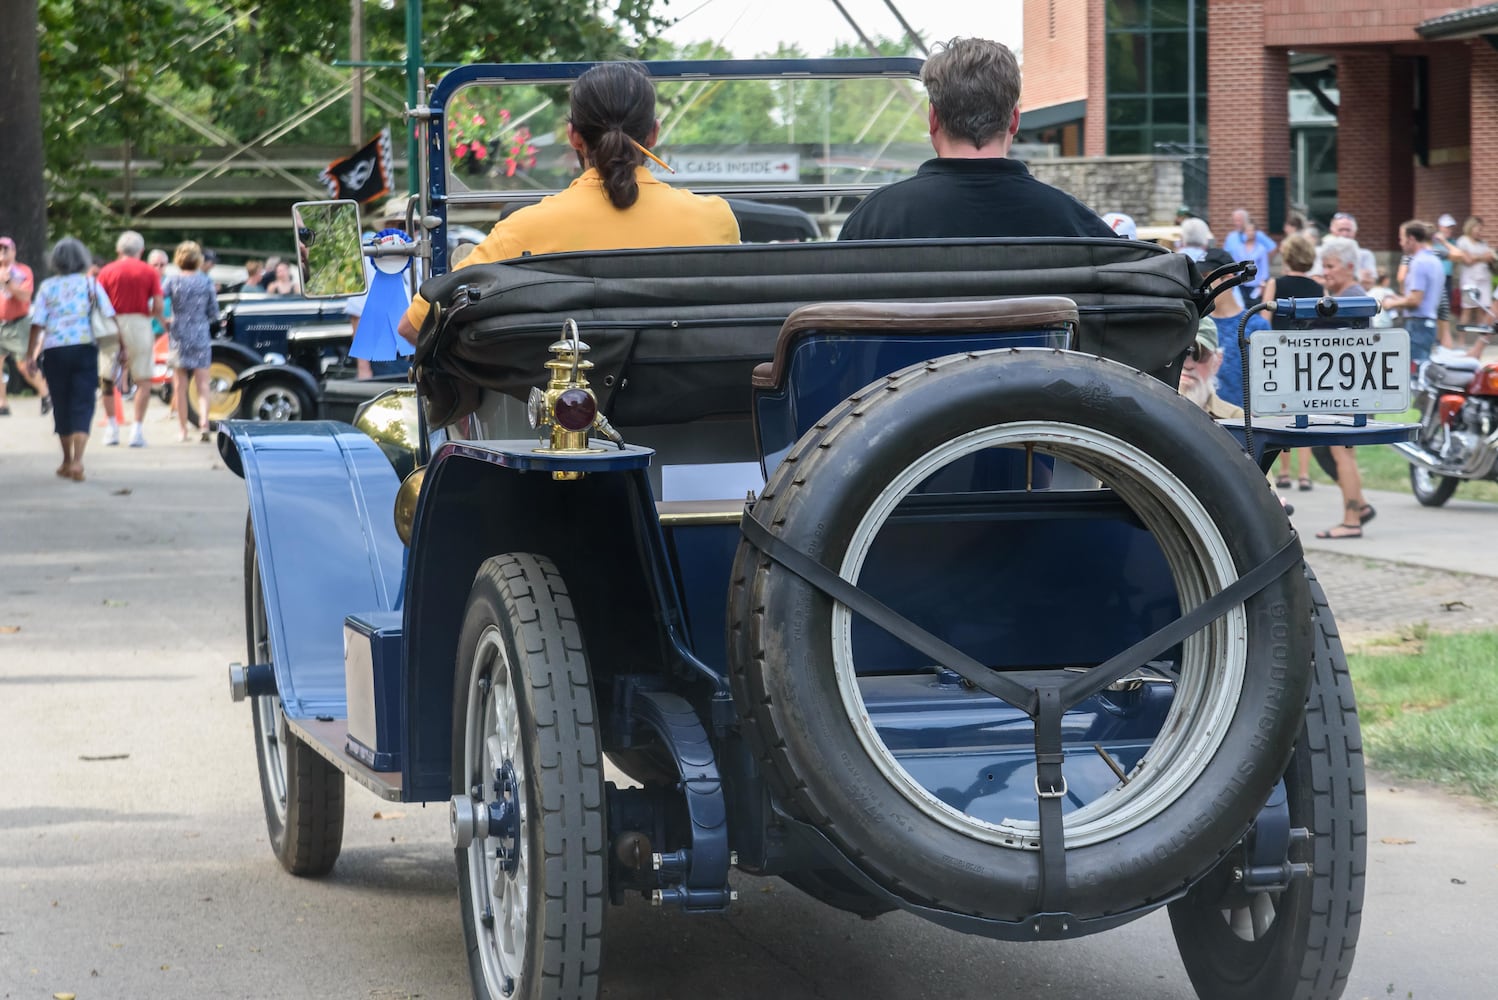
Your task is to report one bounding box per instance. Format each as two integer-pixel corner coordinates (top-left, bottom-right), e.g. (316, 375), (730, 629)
(1025, 156), (1186, 226)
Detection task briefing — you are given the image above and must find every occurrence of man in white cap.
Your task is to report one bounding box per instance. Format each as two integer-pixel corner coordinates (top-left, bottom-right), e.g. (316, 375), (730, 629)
(1432, 212), (1462, 346)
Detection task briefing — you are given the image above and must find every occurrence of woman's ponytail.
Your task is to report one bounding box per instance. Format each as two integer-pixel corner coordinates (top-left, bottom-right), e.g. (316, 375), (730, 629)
(568, 63), (656, 210)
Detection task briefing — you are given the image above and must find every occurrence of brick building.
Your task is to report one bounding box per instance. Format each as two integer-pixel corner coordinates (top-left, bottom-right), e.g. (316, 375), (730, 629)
(1020, 1), (1498, 252)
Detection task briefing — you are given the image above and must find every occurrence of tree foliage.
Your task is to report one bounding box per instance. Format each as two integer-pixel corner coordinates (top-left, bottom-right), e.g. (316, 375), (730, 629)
(36, 0), (670, 250)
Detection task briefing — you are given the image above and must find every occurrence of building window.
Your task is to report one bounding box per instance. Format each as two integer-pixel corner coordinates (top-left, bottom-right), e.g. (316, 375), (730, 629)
(1104, 0), (1208, 155)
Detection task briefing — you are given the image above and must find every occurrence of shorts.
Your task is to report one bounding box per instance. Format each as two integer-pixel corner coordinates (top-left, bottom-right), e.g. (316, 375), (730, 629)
(1461, 281), (1493, 310)
(1405, 316), (1437, 365)
(0, 315), (29, 357)
(96, 313), (154, 381)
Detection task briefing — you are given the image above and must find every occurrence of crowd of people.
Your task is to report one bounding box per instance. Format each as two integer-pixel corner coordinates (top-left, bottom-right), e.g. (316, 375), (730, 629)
(0, 230), (237, 481)
(1158, 203), (1497, 540)
(5, 40), (1494, 514)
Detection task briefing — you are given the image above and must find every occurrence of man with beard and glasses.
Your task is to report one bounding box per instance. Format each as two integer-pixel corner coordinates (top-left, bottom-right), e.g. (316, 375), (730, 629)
(1177, 320), (1241, 419)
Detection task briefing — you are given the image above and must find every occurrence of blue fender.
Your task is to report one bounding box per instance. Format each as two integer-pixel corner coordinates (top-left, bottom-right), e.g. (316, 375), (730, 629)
(399, 438), (714, 802)
(220, 420), (405, 719)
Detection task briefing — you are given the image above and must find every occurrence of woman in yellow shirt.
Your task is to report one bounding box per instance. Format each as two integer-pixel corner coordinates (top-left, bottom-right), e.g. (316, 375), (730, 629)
(398, 61), (741, 343)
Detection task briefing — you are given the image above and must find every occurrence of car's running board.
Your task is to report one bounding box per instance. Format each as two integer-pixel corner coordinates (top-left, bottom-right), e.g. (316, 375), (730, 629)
(288, 717), (404, 802)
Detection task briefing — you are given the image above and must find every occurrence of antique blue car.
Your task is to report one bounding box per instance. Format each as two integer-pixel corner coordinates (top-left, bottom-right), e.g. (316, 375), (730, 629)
(218, 58), (1410, 1000)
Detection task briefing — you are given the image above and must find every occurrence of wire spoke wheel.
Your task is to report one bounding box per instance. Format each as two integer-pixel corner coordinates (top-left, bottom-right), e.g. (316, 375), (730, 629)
(453, 553), (604, 1000)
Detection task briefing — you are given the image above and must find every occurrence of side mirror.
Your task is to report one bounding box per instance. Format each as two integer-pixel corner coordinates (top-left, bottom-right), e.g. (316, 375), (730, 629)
(292, 200), (368, 297)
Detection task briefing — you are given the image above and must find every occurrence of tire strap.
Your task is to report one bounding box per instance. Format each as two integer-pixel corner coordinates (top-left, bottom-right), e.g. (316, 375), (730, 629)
(741, 512), (1304, 718)
(741, 512), (1306, 922)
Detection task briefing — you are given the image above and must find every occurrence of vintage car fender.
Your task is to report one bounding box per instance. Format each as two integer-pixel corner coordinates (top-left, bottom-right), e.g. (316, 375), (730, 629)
(398, 438), (695, 802)
(233, 361), (320, 398)
(211, 339), (266, 371)
(219, 420), (406, 719)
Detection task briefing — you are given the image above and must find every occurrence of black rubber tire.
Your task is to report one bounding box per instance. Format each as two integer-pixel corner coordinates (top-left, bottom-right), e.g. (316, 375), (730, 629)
(1409, 463), (1460, 507)
(453, 553), (605, 1000)
(243, 379), (311, 422)
(243, 518), (345, 876)
(780, 868), (897, 919)
(727, 349), (1313, 922)
(1169, 567), (1366, 1000)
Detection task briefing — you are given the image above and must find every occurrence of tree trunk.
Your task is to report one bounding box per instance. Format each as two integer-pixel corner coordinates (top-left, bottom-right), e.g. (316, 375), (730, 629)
(0, 1), (48, 276)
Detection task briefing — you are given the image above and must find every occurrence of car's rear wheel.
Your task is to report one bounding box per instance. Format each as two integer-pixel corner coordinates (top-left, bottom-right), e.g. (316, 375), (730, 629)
(1169, 568), (1365, 1000)
(452, 553), (605, 1000)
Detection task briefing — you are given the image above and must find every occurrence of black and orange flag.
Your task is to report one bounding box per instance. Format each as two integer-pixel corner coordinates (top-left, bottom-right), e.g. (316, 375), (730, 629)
(318, 127), (394, 205)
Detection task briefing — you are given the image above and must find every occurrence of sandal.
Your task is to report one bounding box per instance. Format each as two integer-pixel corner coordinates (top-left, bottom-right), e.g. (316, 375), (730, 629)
(1358, 503), (1376, 525)
(1298, 477), (1313, 491)
(1315, 523), (1362, 540)
(1275, 476), (1292, 489)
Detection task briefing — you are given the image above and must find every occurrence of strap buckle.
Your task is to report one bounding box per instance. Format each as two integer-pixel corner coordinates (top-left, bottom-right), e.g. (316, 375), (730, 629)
(1035, 774), (1068, 800)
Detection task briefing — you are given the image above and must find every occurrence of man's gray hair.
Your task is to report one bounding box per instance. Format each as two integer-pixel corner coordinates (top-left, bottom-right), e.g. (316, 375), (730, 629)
(1180, 217), (1212, 248)
(921, 37), (1022, 148)
(1331, 211), (1358, 233)
(1320, 235), (1360, 270)
(116, 230), (145, 257)
(147, 248), (169, 266)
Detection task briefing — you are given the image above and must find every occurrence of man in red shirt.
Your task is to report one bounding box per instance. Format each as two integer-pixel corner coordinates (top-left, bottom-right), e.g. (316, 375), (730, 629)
(0, 236), (48, 416)
(96, 230), (166, 446)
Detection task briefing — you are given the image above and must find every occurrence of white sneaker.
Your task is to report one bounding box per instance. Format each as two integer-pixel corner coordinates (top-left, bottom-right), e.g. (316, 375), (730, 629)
(128, 424), (146, 448)
(103, 423), (120, 447)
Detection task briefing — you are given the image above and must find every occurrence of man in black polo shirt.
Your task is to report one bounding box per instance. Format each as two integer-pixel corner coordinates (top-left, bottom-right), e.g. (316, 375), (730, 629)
(837, 38), (1115, 241)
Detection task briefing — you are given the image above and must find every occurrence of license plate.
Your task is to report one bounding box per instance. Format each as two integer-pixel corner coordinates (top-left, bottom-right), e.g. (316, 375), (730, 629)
(1247, 328), (1410, 417)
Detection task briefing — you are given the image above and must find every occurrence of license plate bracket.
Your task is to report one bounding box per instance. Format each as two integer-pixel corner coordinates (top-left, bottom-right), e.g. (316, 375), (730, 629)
(1247, 328), (1410, 417)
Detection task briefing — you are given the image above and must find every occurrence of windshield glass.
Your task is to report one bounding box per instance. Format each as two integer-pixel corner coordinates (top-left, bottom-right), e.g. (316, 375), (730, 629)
(438, 68), (931, 238)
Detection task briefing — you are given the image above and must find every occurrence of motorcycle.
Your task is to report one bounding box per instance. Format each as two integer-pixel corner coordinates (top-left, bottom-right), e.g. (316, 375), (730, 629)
(1390, 286), (1498, 505)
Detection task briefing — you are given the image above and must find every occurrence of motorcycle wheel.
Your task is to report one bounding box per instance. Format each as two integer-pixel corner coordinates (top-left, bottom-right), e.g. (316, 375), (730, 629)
(244, 517), (345, 876)
(1409, 464), (1460, 507)
(1169, 568), (1365, 1000)
(452, 553), (605, 1000)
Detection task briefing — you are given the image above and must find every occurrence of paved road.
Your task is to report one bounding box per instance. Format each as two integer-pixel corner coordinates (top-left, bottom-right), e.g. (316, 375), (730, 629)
(2, 403), (1495, 1000)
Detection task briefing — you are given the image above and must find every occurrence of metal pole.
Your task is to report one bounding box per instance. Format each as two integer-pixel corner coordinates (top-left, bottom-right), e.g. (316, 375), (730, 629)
(351, 0), (364, 145)
(1187, 0), (1197, 149)
(406, 0), (422, 195)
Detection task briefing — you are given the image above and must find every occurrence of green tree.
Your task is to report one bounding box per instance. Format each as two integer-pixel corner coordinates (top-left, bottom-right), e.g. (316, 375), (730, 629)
(36, 0), (673, 250)
(0, 0), (47, 272)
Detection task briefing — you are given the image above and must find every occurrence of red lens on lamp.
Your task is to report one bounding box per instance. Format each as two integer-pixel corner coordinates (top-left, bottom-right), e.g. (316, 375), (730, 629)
(554, 388), (597, 431)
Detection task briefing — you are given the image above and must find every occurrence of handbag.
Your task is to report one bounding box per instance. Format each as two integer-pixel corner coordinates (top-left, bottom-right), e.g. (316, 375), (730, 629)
(87, 278), (119, 343)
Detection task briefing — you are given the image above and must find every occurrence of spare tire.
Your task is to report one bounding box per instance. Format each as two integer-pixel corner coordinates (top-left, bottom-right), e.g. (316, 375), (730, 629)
(727, 348), (1313, 924)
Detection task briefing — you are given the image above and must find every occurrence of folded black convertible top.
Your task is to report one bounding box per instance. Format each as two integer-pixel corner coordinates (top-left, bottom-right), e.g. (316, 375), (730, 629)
(415, 238), (1204, 428)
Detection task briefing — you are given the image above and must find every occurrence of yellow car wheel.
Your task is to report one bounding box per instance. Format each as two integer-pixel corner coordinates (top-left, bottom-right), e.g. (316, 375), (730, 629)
(187, 360), (244, 426)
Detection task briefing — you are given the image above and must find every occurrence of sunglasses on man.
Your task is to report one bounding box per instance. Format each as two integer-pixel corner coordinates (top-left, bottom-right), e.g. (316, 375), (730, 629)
(1187, 342), (1214, 363)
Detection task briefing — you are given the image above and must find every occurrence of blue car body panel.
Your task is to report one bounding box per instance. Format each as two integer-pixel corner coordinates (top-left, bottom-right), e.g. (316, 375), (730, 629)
(222, 420), (405, 719)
